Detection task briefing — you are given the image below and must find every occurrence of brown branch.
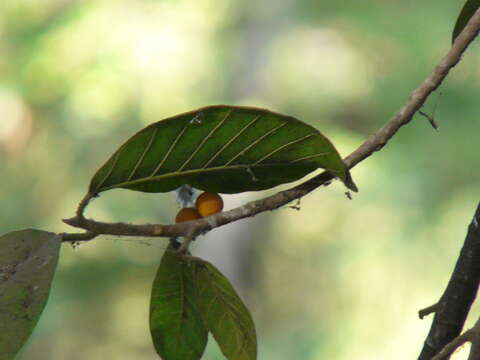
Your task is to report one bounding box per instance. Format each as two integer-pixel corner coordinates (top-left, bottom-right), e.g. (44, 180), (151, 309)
(470, 327), (480, 360)
(62, 8), (480, 243)
(430, 326), (472, 360)
(418, 202), (480, 359)
(419, 303), (441, 320)
(61, 231), (98, 242)
(430, 318), (480, 360)
(76, 193), (93, 219)
(416, 11), (480, 359)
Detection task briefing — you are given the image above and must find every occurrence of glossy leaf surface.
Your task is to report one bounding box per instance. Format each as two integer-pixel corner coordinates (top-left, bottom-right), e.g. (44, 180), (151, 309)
(89, 105), (356, 195)
(452, 0), (480, 42)
(149, 247), (208, 360)
(190, 258), (257, 360)
(0, 229), (61, 360)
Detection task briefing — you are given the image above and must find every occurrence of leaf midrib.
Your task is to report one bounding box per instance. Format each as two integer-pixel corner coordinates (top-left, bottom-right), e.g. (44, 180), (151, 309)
(95, 162), (317, 193)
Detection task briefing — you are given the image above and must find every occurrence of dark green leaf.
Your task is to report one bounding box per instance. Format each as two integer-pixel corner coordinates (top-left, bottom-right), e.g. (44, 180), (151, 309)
(89, 105), (357, 195)
(0, 229), (61, 360)
(452, 0), (480, 42)
(190, 258), (257, 360)
(149, 247), (208, 360)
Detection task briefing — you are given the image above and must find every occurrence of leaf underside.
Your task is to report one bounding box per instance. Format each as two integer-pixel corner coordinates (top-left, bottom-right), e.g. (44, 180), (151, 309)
(190, 258), (257, 360)
(150, 247), (208, 360)
(89, 105), (356, 195)
(452, 0), (480, 42)
(0, 229), (61, 360)
(150, 250), (257, 360)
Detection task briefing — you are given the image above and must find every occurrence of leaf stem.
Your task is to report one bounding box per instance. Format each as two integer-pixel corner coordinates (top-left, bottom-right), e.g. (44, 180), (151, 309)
(76, 193), (94, 219)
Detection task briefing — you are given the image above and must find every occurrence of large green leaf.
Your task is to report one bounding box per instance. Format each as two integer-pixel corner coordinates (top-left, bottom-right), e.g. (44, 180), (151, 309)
(149, 247), (208, 360)
(190, 258), (257, 360)
(89, 105), (357, 195)
(0, 229), (61, 360)
(452, 0), (480, 42)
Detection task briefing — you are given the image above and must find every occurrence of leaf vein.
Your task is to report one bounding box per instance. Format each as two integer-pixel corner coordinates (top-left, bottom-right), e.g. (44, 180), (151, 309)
(173, 264), (186, 359)
(93, 150), (122, 194)
(202, 113), (263, 168)
(127, 127), (158, 181)
(151, 124), (188, 177)
(224, 122), (288, 166)
(178, 109), (233, 171)
(254, 133), (317, 165)
(205, 271), (253, 332)
(205, 293), (219, 319)
(290, 152), (329, 163)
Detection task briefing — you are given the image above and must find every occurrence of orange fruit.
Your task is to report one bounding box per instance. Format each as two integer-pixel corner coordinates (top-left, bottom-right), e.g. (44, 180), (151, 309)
(175, 207), (202, 223)
(195, 192), (224, 217)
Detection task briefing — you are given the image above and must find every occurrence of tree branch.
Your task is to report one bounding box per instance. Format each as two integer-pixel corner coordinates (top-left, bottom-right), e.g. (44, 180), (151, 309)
(62, 8), (480, 243)
(429, 317), (480, 360)
(417, 201), (480, 359)
(61, 231), (98, 242)
(430, 325), (473, 360)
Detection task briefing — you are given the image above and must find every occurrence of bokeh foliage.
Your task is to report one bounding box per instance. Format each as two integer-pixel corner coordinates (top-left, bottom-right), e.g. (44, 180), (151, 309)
(1, 0), (480, 359)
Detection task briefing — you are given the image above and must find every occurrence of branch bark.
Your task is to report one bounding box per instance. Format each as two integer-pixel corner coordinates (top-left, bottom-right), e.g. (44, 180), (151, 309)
(430, 325), (473, 360)
(62, 8), (480, 242)
(418, 202), (480, 359)
(429, 317), (480, 360)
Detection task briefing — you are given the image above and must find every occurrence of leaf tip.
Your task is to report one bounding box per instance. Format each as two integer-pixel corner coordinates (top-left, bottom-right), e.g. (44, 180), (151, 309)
(452, 0), (480, 44)
(345, 172), (358, 192)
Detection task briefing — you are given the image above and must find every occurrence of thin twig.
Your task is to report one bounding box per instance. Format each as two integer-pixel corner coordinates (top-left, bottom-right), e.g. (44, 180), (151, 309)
(419, 303), (440, 320)
(419, 90), (441, 130)
(429, 318), (480, 360)
(470, 324), (480, 360)
(76, 193), (93, 219)
(178, 236), (195, 253)
(419, 110), (439, 130)
(430, 327), (473, 360)
(61, 231), (98, 242)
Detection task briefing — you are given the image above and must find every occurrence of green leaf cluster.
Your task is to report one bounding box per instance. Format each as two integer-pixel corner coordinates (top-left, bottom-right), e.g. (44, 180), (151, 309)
(150, 246), (257, 360)
(1, 105), (356, 359)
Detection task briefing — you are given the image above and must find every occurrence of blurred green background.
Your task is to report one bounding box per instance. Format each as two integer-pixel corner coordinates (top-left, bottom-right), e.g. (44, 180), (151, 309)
(1, 0), (479, 359)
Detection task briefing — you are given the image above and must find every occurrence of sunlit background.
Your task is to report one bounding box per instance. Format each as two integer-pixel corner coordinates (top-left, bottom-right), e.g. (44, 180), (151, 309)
(2, 0), (480, 359)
